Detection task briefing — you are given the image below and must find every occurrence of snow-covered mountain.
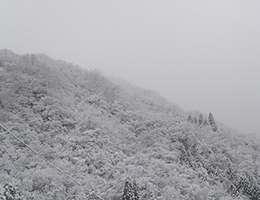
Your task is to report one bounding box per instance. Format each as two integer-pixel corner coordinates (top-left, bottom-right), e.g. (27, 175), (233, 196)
(0, 50), (259, 199)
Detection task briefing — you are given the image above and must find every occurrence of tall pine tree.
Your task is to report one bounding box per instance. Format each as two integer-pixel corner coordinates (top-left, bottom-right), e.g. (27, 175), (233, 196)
(208, 112), (217, 132)
(122, 180), (133, 200)
(132, 180), (139, 200)
(122, 180), (139, 200)
(198, 113), (203, 126)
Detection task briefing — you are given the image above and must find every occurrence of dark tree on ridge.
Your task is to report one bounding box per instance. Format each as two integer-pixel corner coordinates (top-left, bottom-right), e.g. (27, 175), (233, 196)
(208, 112), (217, 132)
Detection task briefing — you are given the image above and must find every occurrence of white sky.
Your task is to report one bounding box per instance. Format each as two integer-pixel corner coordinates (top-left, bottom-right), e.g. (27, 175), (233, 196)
(1, 0), (260, 134)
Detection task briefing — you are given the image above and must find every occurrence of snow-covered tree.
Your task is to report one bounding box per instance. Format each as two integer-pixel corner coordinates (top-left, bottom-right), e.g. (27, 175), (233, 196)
(198, 113), (203, 126)
(208, 112), (217, 132)
(122, 180), (133, 200)
(187, 115), (193, 123)
(132, 180), (139, 200)
(122, 180), (139, 200)
(194, 117), (197, 124)
(0, 183), (24, 200)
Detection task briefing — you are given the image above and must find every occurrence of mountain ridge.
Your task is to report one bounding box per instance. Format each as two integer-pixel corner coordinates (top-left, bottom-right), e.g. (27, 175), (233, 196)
(0, 50), (259, 199)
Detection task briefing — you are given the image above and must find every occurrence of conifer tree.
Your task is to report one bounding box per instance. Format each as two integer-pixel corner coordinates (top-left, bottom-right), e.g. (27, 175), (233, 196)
(122, 180), (133, 200)
(198, 113), (203, 126)
(187, 115), (193, 123)
(122, 180), (139, 200)
(132, 180), (139, 200)
(208, 112), (217, 132)
(208, 112), (214, 126)
(194, 117), (197, 124)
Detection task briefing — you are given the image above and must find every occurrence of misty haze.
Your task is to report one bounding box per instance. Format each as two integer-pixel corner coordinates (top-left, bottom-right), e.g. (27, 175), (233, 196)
(1, 1), (260, 199)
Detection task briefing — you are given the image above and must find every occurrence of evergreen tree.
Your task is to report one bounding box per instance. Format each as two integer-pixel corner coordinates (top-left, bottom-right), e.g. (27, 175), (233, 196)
(122, 180), (133, 200)
(194, 117), (197, 124)
(187, 115), (193, 123)
(208, 112), (214, 126)
(132, 180), (139, 200)
(212, 125), (217, 132)
(198, 113), (203, 126)
(122, 180), (139, 200)
(208, 112), (217, 132)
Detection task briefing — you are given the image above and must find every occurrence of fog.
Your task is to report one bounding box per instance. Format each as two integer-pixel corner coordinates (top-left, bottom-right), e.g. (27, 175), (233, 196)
(1, 0), (260, 134)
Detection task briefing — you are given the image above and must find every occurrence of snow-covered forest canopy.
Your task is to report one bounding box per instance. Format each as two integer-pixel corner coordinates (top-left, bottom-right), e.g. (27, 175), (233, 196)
(0, 50), (260, 199)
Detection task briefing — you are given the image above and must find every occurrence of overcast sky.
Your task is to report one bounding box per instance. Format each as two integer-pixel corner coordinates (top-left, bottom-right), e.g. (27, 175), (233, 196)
(1, 0), (260, 134)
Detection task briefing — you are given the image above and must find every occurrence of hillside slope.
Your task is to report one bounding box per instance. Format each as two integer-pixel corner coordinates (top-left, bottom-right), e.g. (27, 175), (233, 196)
(0, 50), (260, 200)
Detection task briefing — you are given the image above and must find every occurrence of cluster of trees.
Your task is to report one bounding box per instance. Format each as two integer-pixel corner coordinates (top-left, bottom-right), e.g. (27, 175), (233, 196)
(187, 112), (217, 132)
(0, 50), (260, 199)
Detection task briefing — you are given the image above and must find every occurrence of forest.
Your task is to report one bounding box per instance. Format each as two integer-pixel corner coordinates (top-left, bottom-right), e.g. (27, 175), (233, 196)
(0, 49), (260, 199)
